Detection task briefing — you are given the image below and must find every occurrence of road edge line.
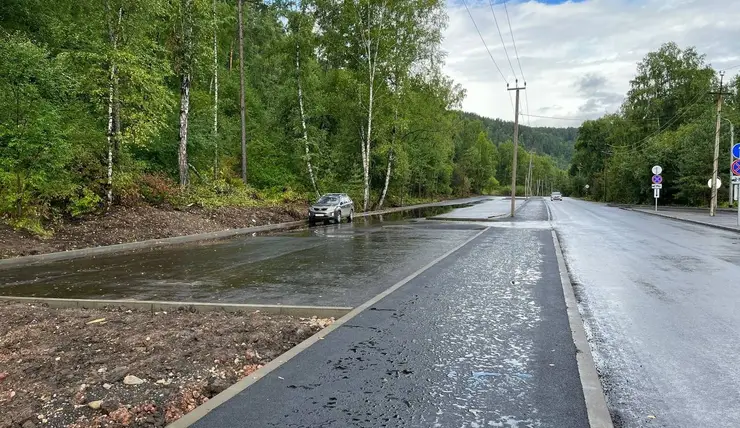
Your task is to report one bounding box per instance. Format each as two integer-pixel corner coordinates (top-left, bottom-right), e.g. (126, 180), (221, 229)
(167, 226), (491, 428)
(551, 230), (614, 428)
(625, 208), (740, 233)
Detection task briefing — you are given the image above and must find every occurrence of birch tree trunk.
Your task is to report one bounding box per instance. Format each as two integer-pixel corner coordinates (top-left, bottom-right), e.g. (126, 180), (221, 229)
(106, 5), (122, 208)
(178, 74), (191, 188)
(238, 0), (247, 184)
(296, 43), (319, 198)
(212, 0), (219, 180)
(178, 0), (193, 188)
(357, 4), (384, 212)
(378, 104), (397, 209)
(378, 148), (392, 209)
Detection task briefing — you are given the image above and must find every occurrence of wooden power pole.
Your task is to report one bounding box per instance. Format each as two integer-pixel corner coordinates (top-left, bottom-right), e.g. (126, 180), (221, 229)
(238, 0), (247, 185)
(508, 80), (526, 217)
(710, 71), (727, 216)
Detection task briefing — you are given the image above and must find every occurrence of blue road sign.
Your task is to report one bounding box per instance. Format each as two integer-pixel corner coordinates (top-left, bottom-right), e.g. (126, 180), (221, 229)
(652, 175), (663, 184)
(733, 159), (740, 176)
(733, 143), (740, 159)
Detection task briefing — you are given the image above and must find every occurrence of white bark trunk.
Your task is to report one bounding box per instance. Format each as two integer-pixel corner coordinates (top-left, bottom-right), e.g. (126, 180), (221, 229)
(296, 44), (319, 198)
(105, 5), (122, 209)
(378, 148), (392, 209)
(363, 79), (373, 212)
(179, 74), (191, 188)
(212, 0), (219, 181)
(179, 0), (193, 188)
(106, 69), (115, 208)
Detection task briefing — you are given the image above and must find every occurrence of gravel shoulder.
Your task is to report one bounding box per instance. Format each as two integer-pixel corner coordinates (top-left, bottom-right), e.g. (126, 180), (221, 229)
(0, 302), (332, 428)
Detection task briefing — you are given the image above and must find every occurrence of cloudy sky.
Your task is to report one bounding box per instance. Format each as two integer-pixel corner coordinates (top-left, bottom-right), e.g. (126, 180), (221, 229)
(442, 0), (740, 127)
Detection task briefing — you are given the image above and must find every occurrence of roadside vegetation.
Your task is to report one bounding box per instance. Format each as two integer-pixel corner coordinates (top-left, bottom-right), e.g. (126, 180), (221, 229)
(570, 42), (740, 206)
(0, 0), (571, 240)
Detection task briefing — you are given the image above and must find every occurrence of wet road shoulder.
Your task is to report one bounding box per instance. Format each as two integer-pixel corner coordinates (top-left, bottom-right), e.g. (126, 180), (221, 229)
(190, 211), (589, 427)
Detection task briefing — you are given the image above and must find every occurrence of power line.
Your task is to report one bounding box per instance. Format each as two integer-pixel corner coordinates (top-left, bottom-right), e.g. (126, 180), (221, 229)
(609, 92), (709, 154)
(488, 0), (516, 81)
(462, 0), (508, 85)
(521, 113), (588, 121)
(503, 1), (525, 83)
(502, 0), (529, 126)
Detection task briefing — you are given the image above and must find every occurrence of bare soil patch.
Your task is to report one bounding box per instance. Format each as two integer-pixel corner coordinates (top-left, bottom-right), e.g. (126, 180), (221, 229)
(0, 302), (332, 427)
(0, 204), (306, 260)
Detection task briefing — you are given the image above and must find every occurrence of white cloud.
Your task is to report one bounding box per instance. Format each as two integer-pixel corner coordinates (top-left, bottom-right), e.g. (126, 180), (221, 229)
(442, 0), (740, 127)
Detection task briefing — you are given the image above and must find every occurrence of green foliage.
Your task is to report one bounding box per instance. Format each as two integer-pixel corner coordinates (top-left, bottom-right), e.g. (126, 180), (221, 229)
(0, 0), (571, 227)
(68, 188), (103, 217)
(571, 42), (735, 205)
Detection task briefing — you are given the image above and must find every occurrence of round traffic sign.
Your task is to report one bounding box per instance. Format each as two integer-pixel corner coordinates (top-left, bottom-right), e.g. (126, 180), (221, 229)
(652, 175), (663, 184)
(652, 165), (663, 175)
(708, 178), (723, 189)
(733, 159), (740, 176)
(733, 144), (740, 159)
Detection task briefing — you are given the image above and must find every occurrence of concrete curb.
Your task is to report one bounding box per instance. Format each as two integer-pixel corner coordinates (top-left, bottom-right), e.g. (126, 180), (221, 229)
(625, 208), (740, 233)
(166, 226), (491, 427)
(0, 296), (352, 319)
(551, 231), (614, 428)
(0, 197), (490, 270)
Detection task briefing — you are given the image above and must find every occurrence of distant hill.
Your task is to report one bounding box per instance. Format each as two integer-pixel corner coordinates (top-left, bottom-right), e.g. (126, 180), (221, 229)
(459, 111), (578, 168)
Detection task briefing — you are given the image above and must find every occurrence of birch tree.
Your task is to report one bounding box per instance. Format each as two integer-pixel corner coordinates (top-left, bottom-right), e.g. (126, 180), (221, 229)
(315, 0), (445, 211)
(212, 0), (219, 180)
(287, 2), (320, 197)
(105, 3), (122, 208)
(178, 0), (195, 188)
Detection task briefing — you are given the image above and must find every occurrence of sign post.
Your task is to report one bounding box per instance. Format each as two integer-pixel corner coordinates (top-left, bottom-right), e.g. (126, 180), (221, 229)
(651, 166), (662, 212)
(733, 158), (740, 227)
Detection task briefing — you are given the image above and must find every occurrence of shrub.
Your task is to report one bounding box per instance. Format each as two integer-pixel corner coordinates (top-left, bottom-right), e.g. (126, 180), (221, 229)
(68, 188), (102, 217)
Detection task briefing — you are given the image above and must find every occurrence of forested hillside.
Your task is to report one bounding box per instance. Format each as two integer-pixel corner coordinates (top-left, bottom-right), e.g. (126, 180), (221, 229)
(0, 0), (569, 232)
(570, 42), (740, 206)
(459, 112), (577, 169)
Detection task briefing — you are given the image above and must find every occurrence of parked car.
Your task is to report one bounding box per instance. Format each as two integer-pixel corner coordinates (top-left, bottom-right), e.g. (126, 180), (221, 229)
(308, 193), (354, 225)
(551, 192), (562, 201)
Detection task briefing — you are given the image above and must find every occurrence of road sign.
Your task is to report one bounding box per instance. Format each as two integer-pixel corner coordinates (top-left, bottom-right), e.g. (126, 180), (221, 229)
(585, 184), (590, 189)
(708, 178), (723, 189)
(733, 176), (740, 184)
(652, 184), (663, 189)
(652, 175), (663, 184)
(652, 165), (663, 175)
(733, 159), (740, 176)
(733, 144), (740, 159)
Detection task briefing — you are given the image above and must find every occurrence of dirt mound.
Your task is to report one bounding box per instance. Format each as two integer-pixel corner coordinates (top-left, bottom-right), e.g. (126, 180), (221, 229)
(0, 302), (332, 427)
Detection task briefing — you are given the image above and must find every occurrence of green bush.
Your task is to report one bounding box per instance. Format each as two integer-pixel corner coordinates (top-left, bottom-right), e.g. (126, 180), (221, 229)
(68, 188), (102, 217)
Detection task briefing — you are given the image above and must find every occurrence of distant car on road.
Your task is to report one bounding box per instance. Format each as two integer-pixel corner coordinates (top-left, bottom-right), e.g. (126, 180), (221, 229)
(551, 192), (562, 201)
(308, 193), (354, 225)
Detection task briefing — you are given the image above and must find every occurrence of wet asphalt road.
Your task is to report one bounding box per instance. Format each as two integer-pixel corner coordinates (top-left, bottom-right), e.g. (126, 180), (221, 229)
(550, 199), (740, 427)
(194, 200), (590, 427)
(0, 206), (490, 306)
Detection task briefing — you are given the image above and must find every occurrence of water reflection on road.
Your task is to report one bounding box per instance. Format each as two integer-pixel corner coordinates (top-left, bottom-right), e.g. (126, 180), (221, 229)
(0, 205), (486, 306)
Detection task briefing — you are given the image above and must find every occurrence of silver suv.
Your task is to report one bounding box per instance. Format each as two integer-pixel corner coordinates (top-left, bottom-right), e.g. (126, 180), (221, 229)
(308, 193), (354, 225)
(551, 192), (562, 201)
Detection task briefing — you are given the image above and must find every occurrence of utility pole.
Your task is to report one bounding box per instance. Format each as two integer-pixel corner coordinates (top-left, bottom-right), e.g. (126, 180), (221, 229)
(508, 80), (526, 216)
(525, 152), (533, 199)
(710, 71), (727, 216)
(238, 0), (247, 184)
